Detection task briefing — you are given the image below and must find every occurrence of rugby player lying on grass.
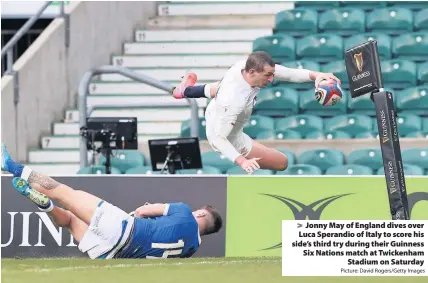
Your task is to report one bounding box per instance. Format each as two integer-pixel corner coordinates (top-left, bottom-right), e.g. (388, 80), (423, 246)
(172, 51), (340, 175)
(2, 145), (222, 259)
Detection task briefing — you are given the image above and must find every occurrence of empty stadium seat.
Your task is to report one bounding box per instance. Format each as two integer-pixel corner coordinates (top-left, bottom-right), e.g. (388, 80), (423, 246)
(377, 164), (425, 176)
(125, 166), (160, 175)
(201, 151), (234, 173)
(396, 114), (423, 136)
(341, 1), (387, 10)
(275, 130), (303, 140)
(275, 115), (324, 137)
(298, 149), (345, 172)
(295, 1), (340, 11)
(381, 60), (417, 88)
(366, 7), (413, 35)
(324, 114), (372, 137)
(77, 165), (121, 175)
(243, 115), (275, 139)
(320, 60), (349, 88)
(274, 8), (318, 36)
(326, 164), (373, 175)
(99, 150), (145, 173)
(414, 9), (428, 31)
(402, 148), (428, 171)
(276, 164), (322, 175)
(256, 130), (275, 140)
(418, 61), (428, 85)
(275, 60), (320, 89)
(354, 131), (377, 139)
(405, 131), (428, 138)
(318, 8), (365, 36)
(306, 130), (352, 140)
(253, 35), (295, 63)
(254, 87), (298, 117)
(299, 89), (348, 117)
(388, 1), (428, 11)
(392, 33), (428, 62)
(347, 88), (395, 116)
(296, 34), (343, 63)
(227, 167), (274, 175)
(347, 149), (383, 170)
(395, 86), (428, 115)
(344, 33), (392, 59)
(181, 118), (207, 139)
(423, 118), (428, 131)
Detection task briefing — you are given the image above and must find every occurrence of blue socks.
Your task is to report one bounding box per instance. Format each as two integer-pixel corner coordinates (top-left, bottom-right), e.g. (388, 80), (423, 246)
(7, 158), (24, 178)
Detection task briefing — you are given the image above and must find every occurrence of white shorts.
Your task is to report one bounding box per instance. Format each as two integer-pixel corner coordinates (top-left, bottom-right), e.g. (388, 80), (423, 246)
(78, 201), (134, 259)
(207, 132), (253, 157)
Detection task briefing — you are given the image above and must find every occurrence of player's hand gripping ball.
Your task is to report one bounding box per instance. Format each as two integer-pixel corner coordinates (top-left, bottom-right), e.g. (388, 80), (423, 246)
(315, 79), (343, 106)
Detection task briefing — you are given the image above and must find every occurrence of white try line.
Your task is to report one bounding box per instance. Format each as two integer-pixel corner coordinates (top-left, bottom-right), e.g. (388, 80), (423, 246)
(7, 259), (281, 273)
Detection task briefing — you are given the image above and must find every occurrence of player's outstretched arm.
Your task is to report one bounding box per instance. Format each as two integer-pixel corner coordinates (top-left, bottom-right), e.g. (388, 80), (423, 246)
(274, 64), (341, 88)
(134, 203), (167, 218)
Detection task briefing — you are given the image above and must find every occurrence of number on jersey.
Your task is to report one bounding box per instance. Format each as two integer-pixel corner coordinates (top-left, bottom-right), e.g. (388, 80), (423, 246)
(146, 239), (185, 258)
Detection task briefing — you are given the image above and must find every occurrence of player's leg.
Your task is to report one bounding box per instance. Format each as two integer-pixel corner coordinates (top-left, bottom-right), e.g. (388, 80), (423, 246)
(172, 72), (220, 99)
(245, 139), (289, 171)
(2, 145), (101, 225)
(12, 177), (88, 242)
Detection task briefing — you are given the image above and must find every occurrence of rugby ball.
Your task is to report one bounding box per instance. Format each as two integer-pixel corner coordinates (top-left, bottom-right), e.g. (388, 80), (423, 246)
(315, 79), (343, 106)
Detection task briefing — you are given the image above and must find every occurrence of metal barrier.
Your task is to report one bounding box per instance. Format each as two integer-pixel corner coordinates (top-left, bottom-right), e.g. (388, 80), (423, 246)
(78, 66), (200, 169)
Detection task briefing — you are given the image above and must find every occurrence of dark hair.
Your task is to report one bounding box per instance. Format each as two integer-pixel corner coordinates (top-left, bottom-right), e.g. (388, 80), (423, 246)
(201, 205), (223, 235)
(245, 51), (275, 72)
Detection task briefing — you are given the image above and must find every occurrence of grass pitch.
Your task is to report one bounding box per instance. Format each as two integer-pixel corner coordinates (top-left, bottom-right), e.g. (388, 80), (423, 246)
(1, 257), (421, 283)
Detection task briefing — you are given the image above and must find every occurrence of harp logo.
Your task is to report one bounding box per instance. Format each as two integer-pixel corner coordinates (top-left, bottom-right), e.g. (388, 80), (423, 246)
(351, 52), (370, 82)
(354, 52), (363, 72)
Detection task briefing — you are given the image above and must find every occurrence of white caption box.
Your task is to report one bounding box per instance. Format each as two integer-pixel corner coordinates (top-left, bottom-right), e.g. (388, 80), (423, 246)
(282, 220), (428, 276)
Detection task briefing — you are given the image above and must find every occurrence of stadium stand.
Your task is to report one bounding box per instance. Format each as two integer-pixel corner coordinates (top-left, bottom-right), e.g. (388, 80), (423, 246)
(11, 1), (426, 176)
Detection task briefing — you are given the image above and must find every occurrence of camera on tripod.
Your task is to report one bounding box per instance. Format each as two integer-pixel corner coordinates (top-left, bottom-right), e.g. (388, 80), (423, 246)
(79, 117), (138, 174)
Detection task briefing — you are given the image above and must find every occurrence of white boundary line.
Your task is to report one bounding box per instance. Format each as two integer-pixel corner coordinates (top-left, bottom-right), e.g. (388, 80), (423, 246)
(4, 259), (282, 273)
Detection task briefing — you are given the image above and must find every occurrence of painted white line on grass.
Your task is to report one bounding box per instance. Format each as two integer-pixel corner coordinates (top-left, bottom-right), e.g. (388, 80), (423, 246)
(16, 259), (281, 273)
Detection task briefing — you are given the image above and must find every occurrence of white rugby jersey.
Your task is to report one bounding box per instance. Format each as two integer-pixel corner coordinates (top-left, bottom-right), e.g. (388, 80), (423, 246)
(205, 59), (312, 162)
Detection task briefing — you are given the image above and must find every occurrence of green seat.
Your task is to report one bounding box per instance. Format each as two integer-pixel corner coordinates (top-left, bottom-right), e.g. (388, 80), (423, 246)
(277, 149), (296, 166)
(402, 148), (428, 170)
(125, 166), (162, 175)
(344, 33), (392, 59)
(77, 165), (121, 175)
(298, 149), (345, 172)
(392, 33), (428, 62)
(178, 166), (222, 175)
(381, 60), (417, 88)
(396, 114), (422, 136)
(320, 60), (349, 88)
(99, 150), (145, 174)
(243, 115), (275, 139)
(253, 35), (295, 63)
(405, 131), (428, 138)
(295, 1), (340, 11)
(201, 151), (234, 173)
(306, 130), (352, 140)
(276, 164), (322, 175)
(395, 86), (428, 115)
(377, 164), (424, 176)
(366, 7), (413, 36)
(388, 2), (428, 10)
(296, 34), (343, 63)
(415, 9), (428, 31)
(227, 167), (274, 175)
(326, 164), (373, 175)
(347, 148), (383, 170)
(275, 115), (324, 137)
(256, 130), (275, 140)
(275, 60), (320, 89)
(347, 88), (395, 116)
(274, 8), (318, 37)
(299, 89), (347, 117)
(354, 131), (377, 139)
(319, 8), (365, 36)
(254, 87), (298, 117)
(275, 130), (302, 140)
(341, 2), (387, 10)
(181, 118), (207, 139)
(418, 61), (428, 85)
(423, 118), (428, 131)
(324, 114), (372, 137)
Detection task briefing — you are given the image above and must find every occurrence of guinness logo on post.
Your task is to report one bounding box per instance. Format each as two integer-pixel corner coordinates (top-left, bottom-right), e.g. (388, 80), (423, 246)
(354, 52), (363, 72)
